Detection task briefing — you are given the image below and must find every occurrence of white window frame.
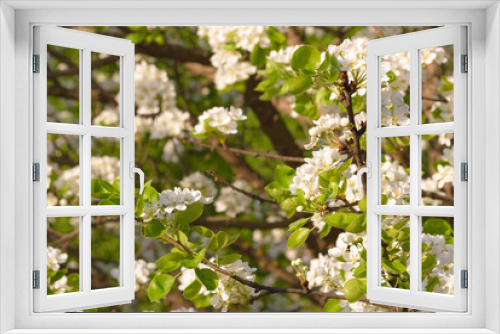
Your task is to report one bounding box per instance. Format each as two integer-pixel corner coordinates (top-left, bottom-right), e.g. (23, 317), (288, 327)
(33, 25), (136, 312)
(1, 1), (499, 333)
(366, 26), (467, 312)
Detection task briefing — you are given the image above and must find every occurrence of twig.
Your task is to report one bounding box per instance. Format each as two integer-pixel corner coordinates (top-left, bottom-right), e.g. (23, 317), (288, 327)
(205, 169), (278, 206)
(180, 137), (306, 163)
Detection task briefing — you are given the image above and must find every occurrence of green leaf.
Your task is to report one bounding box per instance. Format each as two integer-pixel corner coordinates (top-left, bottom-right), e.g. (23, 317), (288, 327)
(266, 27), (287, 50)
(141, 219), (166, 238)
(143, 186), (160, 202)
(421, 254), (437, 274)
(324, 213), (350, 229)
(191, 225), (214, 239)
(423, 218), (453, 236)
(382, 258), (407, 275)
(280, 197), (300, 218)
(288, 218), (310, 232)
(195, 268), (219, 291)
(183, 280), (202, 300)
(358, 197), (367, 213)
(343, 279), (366, 303)
(329, 55), (341, 82)
(250, 44), (269, 67)
(353, 263), (367, 278)
(135, 198), (145, 218)
(276, 165), (296, 189)
(291, 45), (322, 73)
(175, 201), (204, 225)
(319, 223), (332, 238)
(218, 254), (242, 266)
(208, 231), (228, 252)
(156, 249), (189, 271)
(193, 294), (212, 308)
(288, 74), (314, 95)
(346, 214), (367, 233)
(125, 32), (145, 44)
(287, 227), (311, 249)
(324, 299), (345, 312)
(148, 274), (175, 302)
(181, 248), (206, 269)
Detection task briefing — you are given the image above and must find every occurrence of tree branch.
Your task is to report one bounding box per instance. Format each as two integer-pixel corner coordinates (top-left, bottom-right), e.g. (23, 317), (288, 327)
(205, 169), (278, 206)
(181, 137), (306, 163)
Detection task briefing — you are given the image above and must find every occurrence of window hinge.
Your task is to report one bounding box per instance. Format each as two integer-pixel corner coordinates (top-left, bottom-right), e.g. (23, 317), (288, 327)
(33, 163), (40, 182)
(461, 270), (468, 289)
(461, 54), (468, 73)
(33, 54), (40, 73)
(461, 162), (468, 181)
(33, 270), (40, 289)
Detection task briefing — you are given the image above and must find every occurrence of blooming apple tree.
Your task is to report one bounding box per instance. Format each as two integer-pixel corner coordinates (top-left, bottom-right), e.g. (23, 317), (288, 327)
(46, 26), (455, 312)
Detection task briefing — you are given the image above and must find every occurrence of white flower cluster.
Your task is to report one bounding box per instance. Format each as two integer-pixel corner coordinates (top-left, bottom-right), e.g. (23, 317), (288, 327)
(327, 38), (368, 73)
(381, 157), (410, 205)
(134, 259), (156, 292)
(381, 88), (410, 127)
(215, 180), (252, 218)
(162, 138), (184, 164)
(194, 106), (247, 136)
(178, 258), (258, 312)
(289, 147), (347, 201)
(429, 76), (454, 123)
(47, 246), (70, 294)
(150, 108), (191, 139)
(197, 26), (270, 90)
(421, 234), (454, 294)
(266, 45), (301, 66)
(140, 187), (202, 223)
(93, 109), (119, 126)
(180, 172), (218, 204)
(135, 60), (177, 115)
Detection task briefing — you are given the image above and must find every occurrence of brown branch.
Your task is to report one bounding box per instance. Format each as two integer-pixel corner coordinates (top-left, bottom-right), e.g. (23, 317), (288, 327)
(205, 169), (278, 206)
(338, 71), (366, 195)
(192, 216), (291, 230)
(181, 137), (306, 163)
(245, 75), (304, 169)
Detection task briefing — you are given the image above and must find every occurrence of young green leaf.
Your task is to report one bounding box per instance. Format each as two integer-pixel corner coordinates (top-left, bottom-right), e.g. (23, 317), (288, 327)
(287, 227), (311, 249)
(208, 231), (228, 252)
(191, 225), (214, 239)
(358, 197), (367, 213)
(288, 74), (314, 95)
(343, 279), (366, 303)
(329, 55), (341, 82)
(175, 201), (204, 225)
(141, 219), (166, 238)
(148, 274), (175, 302)
(323, 299), (345, 312)
(195, 268), (219, 291)
(290, 45), (321, 73)
(288, 217), (310, 232)
(346, 214), (367, 233)
(181, 248), (206, 269)
(183, 280), (202, 300)
(275, 165), (296, 189)
(218, 253), (242, 266)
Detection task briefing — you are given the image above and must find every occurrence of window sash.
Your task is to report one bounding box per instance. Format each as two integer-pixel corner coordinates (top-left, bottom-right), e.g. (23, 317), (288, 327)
(33, 25), (136, 313)
(366, 26), (467, 312)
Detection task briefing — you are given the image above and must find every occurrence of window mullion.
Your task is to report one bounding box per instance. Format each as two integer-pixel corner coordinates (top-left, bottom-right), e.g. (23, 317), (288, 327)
(409, 46), (420, 294)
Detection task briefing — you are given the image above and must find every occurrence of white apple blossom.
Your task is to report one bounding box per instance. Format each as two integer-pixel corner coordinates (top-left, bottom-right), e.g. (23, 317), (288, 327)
(47, 246), (68, 271)
(150, 108), (191, 139)
(160, 187), (202, 213)
(194, 106), (247, 135)
(180, 172), (218, 204)
(134, 259), (156, 292)
(215, 180), (252, 218)
(93, 109), (119, 126)
(162, 138), (185, 164)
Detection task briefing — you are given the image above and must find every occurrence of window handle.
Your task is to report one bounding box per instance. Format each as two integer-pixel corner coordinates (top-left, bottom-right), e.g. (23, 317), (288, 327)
(129, 162), (144, 195)
(356, 162), (371, 195)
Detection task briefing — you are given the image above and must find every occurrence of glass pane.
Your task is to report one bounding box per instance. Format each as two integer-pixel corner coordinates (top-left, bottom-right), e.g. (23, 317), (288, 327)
(91, 215), (121, 290)
(421, 45), (454, 124)
(421, 216), (454, 295)
(381, 137), (410, 205)
(421, 134), (454, 206)
(91, 52), (120, 127)
(47, 134), (80, 206)
(380, 52), (410, 128)
(47, 45), (80, 124)
(47, 217), (80, 294)
(91, 137), (121, 205)
(381, 215), (410, 290)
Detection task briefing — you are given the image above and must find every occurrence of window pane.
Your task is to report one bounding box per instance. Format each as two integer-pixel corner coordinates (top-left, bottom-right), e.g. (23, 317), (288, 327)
(91, 215), (121, 290)
(381, 215), (410, 290)
(47, 45), (80, 124)
(421, 134), (454, 206)
(421, 45), (454, 124)
(47, 217), (80, 294)
(380, 52), (410, 128)
(91, 52), (120, 127)
(47, 134), (80, 206)
(421, 216), (454, 295)
(381, 137), (410, 205)
(91, 137), (121, 205)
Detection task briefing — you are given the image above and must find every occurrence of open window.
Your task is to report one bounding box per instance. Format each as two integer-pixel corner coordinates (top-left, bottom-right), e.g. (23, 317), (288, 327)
(366, 26), (467, 312)
(33, 26), (139, 312)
